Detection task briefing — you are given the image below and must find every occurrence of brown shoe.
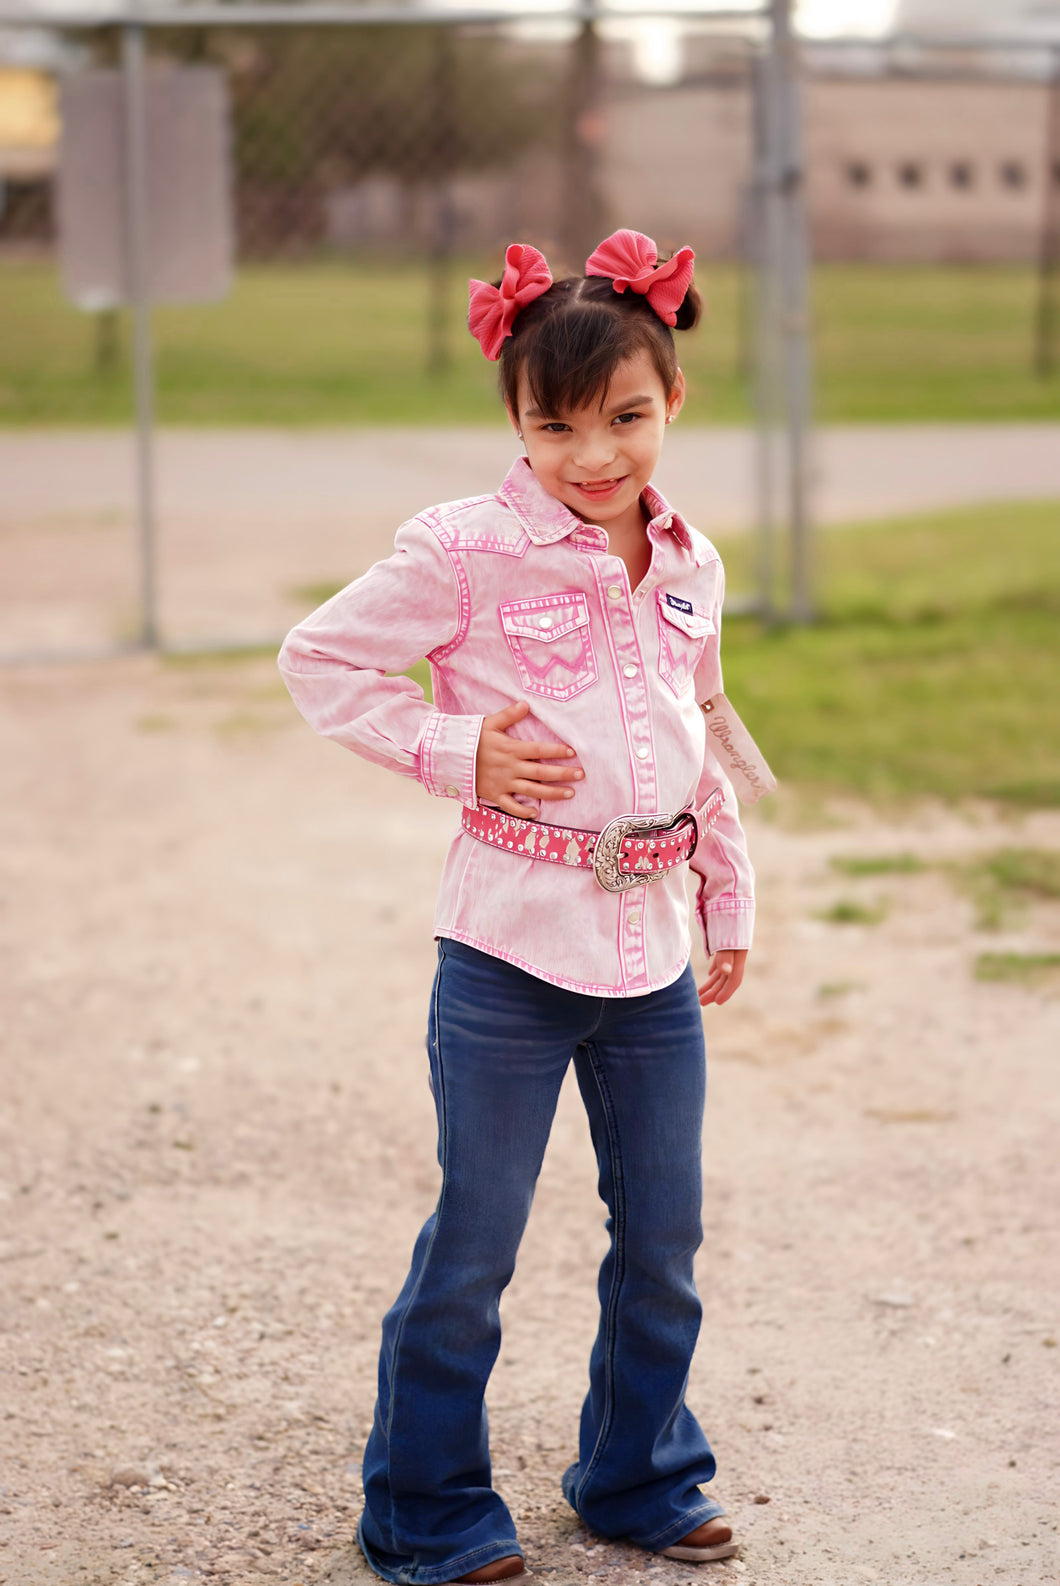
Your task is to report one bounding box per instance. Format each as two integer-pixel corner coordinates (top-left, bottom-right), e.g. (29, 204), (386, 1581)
(453, 1557), (530, 1584)
(661, 1517), (738, 1562)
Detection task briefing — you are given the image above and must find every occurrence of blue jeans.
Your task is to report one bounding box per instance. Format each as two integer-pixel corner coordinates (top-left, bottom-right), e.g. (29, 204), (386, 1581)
(358, 938), (723, 1585)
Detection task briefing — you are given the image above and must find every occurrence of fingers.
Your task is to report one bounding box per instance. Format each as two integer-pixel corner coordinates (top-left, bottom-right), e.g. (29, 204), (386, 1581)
(493, 794), (540, 819)
(515, 759), (582, 783)
(484, 700), (531, 731)
(475, 704), (584, 814)
(698, 951), (747, 1007)
(515, 780), (577, 802)
(522, 741), (577, 761)
(481, 702), (576, 760)
(697, 966), (730, 1007)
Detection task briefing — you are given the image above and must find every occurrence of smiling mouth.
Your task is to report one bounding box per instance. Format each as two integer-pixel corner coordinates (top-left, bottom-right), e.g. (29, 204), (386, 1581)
(572, 477), (626, 494)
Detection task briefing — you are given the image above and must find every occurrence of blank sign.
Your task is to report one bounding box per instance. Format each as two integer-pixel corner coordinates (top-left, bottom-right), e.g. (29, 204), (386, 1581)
(58, 63), (234, 309)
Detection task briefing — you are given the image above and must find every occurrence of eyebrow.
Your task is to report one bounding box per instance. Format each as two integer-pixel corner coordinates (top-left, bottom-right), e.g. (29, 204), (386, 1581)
(524, 393), (657, 421)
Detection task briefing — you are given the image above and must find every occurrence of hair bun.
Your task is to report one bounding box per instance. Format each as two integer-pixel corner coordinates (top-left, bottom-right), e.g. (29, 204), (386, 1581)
(585, 230), (697, 328)
(672, 276), (703, 332)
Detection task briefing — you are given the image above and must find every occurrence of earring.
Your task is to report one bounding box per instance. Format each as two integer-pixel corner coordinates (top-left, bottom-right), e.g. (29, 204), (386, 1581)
(665, 414), (674, 425)
(517, 430), (523, 439)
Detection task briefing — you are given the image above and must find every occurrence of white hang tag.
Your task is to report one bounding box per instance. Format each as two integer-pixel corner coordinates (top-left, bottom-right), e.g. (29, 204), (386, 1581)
(701, 693), (777, 805)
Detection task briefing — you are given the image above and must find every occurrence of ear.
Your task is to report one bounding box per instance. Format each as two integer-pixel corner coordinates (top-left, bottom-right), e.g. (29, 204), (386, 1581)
(667, 368), (687, 423)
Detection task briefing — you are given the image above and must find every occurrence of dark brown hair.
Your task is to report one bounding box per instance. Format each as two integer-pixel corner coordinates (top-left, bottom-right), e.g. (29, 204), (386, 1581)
(497, 268), (702, 418)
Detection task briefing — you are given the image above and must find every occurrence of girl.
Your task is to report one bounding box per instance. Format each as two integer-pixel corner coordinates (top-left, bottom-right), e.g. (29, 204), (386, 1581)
(279, 229), (766, 1586)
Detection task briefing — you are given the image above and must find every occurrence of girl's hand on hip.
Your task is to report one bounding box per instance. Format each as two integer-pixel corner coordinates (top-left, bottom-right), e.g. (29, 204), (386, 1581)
(698, 949), (748, 1007)
(476, 700), (584, 819)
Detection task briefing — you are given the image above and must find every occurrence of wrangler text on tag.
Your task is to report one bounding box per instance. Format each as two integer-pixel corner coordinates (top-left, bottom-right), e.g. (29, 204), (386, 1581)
(700, 693), (777, 805)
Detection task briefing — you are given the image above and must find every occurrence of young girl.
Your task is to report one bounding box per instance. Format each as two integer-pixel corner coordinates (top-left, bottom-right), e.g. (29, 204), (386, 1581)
(279, 229), (766, 1586)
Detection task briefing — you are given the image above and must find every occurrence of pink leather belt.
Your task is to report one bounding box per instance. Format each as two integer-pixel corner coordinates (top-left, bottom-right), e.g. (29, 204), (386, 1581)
(461, 786), (725, 893)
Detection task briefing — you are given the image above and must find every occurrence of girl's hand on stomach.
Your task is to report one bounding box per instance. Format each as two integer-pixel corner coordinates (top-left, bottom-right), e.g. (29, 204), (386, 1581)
(476, 700), (584, 820)
(698, 950), (748, 1007)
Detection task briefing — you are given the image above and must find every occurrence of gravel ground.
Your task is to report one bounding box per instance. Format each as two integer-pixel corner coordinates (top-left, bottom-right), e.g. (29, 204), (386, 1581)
(1, 653), (1058, 1586)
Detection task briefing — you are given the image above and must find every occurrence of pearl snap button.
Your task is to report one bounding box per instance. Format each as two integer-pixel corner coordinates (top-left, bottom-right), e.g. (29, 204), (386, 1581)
(538, 615), (553, 628)
(623, 663), (638, 677)
(607, 585), (622, 600)
(635, 746), (649, 760)
(444, 785), (459, 796)
(627, 908), (642, 925)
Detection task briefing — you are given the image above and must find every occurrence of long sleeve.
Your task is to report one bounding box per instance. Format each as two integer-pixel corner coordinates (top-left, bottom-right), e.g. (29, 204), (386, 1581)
(688, 562), (756, 953)
(278, 516), (483, 807)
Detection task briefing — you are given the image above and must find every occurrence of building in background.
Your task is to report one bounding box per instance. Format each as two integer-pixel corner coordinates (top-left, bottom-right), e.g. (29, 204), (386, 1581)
(0, 10), (1057, 264)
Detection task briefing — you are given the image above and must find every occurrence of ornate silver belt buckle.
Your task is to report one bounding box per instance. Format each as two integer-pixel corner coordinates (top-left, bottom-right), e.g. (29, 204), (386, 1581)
(591, 809), (699, 893)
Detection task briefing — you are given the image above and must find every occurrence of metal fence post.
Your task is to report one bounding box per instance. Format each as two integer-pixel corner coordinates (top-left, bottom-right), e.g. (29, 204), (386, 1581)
(760, 0), (814, 624)
(560, 0), (608, 269)
(750, 45), (779, 622)
(1034, 48), (1060, 380)
(773, 0), (814, 622)
(121, 22), (159, 649)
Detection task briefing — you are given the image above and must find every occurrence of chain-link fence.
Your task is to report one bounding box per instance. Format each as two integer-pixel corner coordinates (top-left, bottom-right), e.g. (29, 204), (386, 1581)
(2, 4), (810, 657)
(2, 5), (1058, 658)
(0, 12), (768, 402)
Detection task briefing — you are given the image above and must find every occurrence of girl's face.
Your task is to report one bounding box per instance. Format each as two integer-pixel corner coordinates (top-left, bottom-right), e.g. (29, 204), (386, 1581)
(509, 348), (685, 531)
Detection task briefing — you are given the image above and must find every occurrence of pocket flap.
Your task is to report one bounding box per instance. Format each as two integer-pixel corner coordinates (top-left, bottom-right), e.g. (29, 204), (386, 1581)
(500, 592), (590, 643)
(657, 590), (715, 639)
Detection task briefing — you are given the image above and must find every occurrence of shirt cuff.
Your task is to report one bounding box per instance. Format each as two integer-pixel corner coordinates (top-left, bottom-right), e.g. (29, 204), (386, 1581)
(418, 711), (484, 809)
(698, 897), (755, 954)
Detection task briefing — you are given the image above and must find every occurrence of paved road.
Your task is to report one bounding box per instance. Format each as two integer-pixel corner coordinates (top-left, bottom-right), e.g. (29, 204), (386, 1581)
(3, 424), (1059, 652)
(5, 423), (1060, 535)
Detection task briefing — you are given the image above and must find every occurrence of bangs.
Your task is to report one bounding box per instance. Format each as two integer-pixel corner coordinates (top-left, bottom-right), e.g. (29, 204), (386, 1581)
(520, 302), (662, 417)
(498, 276), (679, 418)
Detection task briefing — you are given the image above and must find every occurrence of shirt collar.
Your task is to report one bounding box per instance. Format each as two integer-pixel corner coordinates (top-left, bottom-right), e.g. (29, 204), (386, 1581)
(498, 455), (697, 558)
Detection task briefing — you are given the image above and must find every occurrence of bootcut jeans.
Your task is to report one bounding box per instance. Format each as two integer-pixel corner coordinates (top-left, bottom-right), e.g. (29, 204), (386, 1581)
(357, 937), (725, 1585)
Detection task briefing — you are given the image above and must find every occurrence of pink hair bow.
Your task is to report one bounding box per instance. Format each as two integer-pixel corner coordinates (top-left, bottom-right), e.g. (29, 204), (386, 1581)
(585, 229), (695, 327)
(468, 242), (553, 361)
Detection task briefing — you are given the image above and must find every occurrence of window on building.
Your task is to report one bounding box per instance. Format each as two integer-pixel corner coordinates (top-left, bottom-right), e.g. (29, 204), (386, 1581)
(897, 162), (923, 189)
(1000, 160), (1027, 189)
(949, 161), (974, 189)
(846, 161), (872, 188)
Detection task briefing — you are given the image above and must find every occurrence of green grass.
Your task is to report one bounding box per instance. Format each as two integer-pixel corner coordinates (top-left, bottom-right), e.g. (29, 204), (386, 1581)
(816, 981), (864, 998)
(829, 854), (926, 876)
(2, 259), (1059, 425)
(718, 499), (1060, 807)
(951, 847), (1060, 929)
(974, 952), (1060, 985)
(816, 899), (889, 925)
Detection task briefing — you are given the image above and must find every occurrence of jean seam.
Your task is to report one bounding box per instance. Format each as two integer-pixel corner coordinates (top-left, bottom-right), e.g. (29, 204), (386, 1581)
(573, 1037), (626, 1507)
(381, 942), (451, 1556)
(640, 1498), (726, 1549)
(358, 1515), (523, 1586)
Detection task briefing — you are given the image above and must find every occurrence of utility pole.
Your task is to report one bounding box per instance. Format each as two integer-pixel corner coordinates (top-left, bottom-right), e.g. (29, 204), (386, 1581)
(560, 0), (608, 270)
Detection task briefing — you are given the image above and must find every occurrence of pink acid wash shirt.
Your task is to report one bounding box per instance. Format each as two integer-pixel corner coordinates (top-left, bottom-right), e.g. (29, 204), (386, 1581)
(279, 456), (755, 998)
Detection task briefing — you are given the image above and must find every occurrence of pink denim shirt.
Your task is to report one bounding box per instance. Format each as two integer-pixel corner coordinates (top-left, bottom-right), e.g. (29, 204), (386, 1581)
(279, 456), (755, 997)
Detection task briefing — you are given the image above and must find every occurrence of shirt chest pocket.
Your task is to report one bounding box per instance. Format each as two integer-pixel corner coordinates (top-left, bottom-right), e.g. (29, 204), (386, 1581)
(657, 592), (715, 698)
(498, 592), (599, 702)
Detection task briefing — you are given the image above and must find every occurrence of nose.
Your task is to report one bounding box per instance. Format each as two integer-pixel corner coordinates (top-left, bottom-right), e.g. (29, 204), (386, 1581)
(571, 429), (618, 474)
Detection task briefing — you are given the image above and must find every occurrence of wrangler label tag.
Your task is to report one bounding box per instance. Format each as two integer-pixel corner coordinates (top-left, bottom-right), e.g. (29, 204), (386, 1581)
(701, 693), (778, 805)
(665, 593), (694, 615)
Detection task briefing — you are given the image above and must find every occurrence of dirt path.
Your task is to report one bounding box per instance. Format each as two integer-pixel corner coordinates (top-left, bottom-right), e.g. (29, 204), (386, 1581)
(1, 654), (1058, 1586)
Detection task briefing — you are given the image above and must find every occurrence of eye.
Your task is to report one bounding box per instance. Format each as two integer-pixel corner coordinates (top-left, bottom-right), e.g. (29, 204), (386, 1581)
(540, 421), (570, 434)
(613, 411), (643, 426)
